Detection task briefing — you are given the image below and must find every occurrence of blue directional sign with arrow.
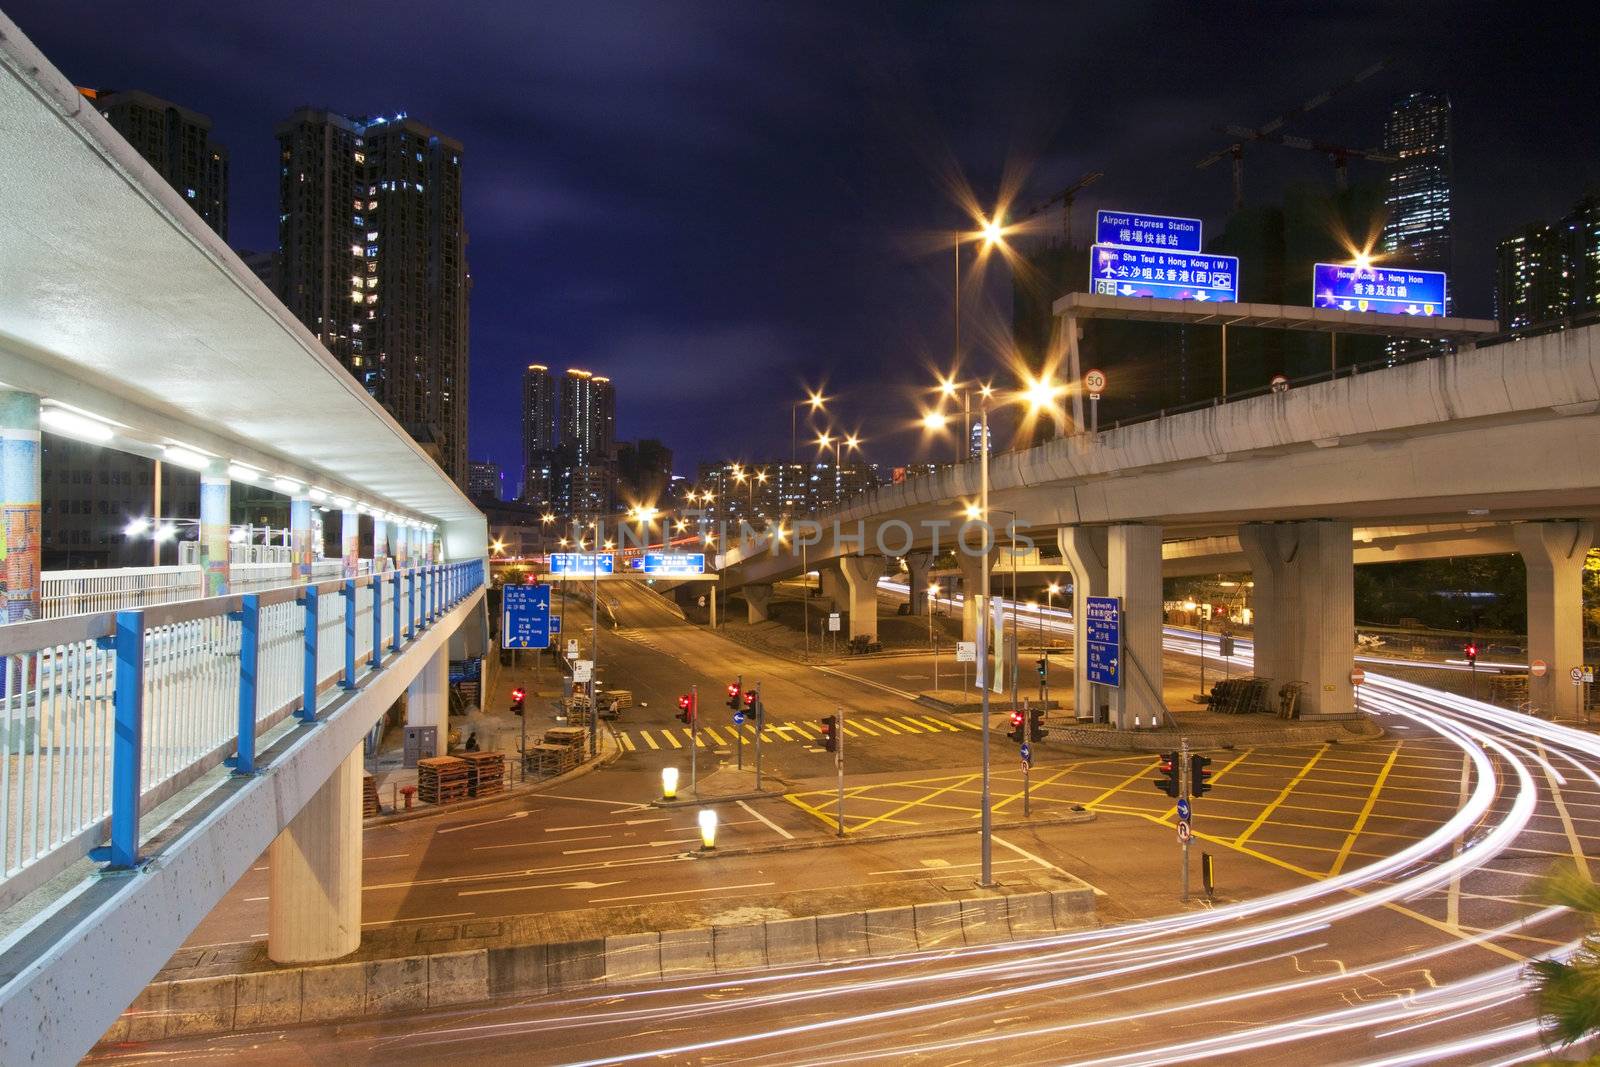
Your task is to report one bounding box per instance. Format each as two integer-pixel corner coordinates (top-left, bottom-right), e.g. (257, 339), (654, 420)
(1091, 245), (1239, 303)
(502, 584), (552, 649)
(1313, 262), (1447, 316)
(1085, 596), (1122, 688)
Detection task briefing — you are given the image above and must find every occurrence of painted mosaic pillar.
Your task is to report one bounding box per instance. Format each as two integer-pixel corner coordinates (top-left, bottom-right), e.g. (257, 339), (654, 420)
(290, 494), (314, 580)
(0, 391), (41, 624)
(394, 521), (410, 569)
(341, 507), (360, 579)
(199, 460), (231, 597)
(372, 515), (389, 573)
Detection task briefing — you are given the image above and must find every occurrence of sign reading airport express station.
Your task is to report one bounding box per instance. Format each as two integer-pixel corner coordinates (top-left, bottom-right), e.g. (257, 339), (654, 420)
(643, 551), (706, 576)
(1095, 209), (1203, 252)
(548, 552), (615, 575)
(1313, 263), (1448, 316)
(1091, 245), (1239, 303)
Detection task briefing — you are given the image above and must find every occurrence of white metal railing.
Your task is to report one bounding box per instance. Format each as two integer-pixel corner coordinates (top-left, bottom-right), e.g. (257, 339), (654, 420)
(42, 559), (374, 620)
(0, 560), (485, 909)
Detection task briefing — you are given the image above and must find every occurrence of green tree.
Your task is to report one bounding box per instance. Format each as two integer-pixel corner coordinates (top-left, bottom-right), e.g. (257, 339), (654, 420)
(1533, 863), (1600, 1058)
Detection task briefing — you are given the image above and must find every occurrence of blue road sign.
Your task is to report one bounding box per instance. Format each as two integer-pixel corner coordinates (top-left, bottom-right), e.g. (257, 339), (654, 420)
(549, 552), (615, 575)
(1313, 262), (1447, 316)
(733, 711), (746, 726)
(1090, 245), (1239, 303)
(1085, 595), (1122, 688)
(502, 584), (552, 649)
(550, 616), (562, 634)
(1095, 209), (1203, 253)
(1176, 797), (1191, 820)
(643, 551), (706, 576)
(1020, 741), (1032, 765)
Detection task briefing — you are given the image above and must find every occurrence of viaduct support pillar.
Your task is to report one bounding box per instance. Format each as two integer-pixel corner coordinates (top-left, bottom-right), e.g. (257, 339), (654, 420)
(743, 583), (773, 624)
(957, 549), (991, 645)
(818, 565), (846, 612)
(1239, 520), (1354, 718)
(0, 391), (41, 624)
(1515, 521), (1594, 721)
(905, 551), (931, 616)
(1107, 525), (1165, 730)
(341, 507), (360, 578)
(406, 643), (450, 735)
(268, 744), (363, 963)
(199, 459), (231, 597)
(1059, 527), (1108, 723)
(838, 555), (888, 641)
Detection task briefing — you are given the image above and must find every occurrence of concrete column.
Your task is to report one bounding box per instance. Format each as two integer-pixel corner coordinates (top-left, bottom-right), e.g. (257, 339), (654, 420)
(1059, 527), (1108, 723)
(956, 550), (989, 644)
(406, 643), (449, 734)
(1515, 521), (1595, 720)
(341, 507), (360, 578)
(372, 515), (389, 572)
(838, 555), (888, 640)
(818, 564), (846, 611)
(744, 583), (773, 624)
(1239, 520), (1355, 718)
(905, 551), (931, 616)
(199, 460), (231, 596)
(268, 744), (362, 963)
(290, 494), (314, 580)
(0, 392), (41, 624)
(1106, 525), (1165, 729)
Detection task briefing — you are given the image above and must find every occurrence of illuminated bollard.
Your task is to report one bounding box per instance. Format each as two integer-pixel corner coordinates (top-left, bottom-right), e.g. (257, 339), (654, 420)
(698, 808), (718, 850)
(661, 766), (679, 801)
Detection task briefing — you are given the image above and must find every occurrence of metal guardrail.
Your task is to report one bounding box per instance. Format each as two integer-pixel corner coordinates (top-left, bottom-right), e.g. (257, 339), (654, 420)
(41, 559), (372, 620)
(0, 559), (483, 908)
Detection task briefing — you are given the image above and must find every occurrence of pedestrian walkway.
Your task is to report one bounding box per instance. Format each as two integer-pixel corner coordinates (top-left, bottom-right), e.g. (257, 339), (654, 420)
(612, 712), (978, 752)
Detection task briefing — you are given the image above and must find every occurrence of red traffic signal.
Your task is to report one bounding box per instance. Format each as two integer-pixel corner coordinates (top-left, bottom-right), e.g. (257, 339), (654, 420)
(1464, 642), (1480, 664)
(1153, 751), (1181, 798)
(1007, 708), (1025, 743)
(818, 714), (838, 752)
(676, 693), (695, 725)
(1190, 753), (1213, 797)
(510, 687), (526, 703)
(743, 690), (756, 708)
(726, 682), (741, 709)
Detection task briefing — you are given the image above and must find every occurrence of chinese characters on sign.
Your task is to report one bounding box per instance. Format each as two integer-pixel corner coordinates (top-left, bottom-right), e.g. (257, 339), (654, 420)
(502, 584), (552, 649)
(548, 552), (615, 574)
(1084, 596), (1122, 688)
(1091, 245), (1240, 303)
(1094, 209), (1203, 252)
(1313, 263), (1448, 316)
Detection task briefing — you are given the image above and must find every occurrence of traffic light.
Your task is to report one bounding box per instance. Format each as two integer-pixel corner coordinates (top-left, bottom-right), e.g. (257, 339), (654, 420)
(510, 687), (526, 715)
(1464, 641), (1479, 667)
(818, 714), (838, 752)
(676, 694), (695, 725)
(1154, 751), (1181, 798)
(1008, 708), (1025, 743)
(743, 690), (756, 709)
(1190, 753), (1213, 797)
(1029, 707), (1046, 742)
(1036, 656), (1048, 680)
(726, 681), (741, 709)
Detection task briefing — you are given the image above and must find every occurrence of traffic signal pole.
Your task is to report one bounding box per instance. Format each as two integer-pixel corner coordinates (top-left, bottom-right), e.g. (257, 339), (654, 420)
(835, 703), (846, 837)
(754, 682), (764, 792)
(690, 683), (699, 796)
(1181, 735), (1191, 903)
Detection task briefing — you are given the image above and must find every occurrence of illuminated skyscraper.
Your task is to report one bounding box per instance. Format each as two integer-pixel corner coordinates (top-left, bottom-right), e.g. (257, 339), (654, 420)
(555, 370), (616, 519)
(276, 109), (470, 485)
(522, 364), (558, 503)
(1381, 92), (1453, 281)
(1493, 195), (1600, 330)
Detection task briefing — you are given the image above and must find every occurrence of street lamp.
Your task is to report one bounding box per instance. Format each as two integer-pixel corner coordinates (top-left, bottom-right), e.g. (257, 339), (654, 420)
(792, 388), (827, 465)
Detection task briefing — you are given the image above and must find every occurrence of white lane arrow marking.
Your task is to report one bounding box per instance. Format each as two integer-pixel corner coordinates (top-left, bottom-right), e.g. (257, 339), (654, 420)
(437, 810), (530, 835)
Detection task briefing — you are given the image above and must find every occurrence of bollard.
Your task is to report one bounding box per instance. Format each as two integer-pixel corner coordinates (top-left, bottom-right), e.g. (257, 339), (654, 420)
(661, 766), (679, 801)
(698, 808), (718, 850)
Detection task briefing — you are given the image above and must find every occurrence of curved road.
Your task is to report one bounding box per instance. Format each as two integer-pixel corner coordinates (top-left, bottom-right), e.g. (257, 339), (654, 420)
(92, 613), (1591, 1064)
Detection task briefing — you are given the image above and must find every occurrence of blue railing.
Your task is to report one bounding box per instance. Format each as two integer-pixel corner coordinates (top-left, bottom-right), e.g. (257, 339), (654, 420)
(0, 559), (484, 906)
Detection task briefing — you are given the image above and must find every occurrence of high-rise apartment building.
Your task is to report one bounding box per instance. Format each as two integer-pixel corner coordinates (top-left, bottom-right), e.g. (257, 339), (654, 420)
(1493, 195), (1600, 330)
(522, 364), (558, 503)
(276, 109), (469, 484)
(556, 370), (616, 519)
(1381, 92), (1453, 279)
(466, 460), (503, 501)
(83, 88), (229, 240)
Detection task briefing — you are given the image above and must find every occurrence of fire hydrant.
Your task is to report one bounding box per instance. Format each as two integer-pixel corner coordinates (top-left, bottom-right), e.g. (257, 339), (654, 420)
(400, 785), (417, 810)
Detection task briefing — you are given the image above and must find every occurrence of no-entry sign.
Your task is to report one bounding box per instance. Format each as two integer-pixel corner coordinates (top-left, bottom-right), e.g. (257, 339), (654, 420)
(1531, 660), (1548, 678)
(1349, 668), (1365, 686)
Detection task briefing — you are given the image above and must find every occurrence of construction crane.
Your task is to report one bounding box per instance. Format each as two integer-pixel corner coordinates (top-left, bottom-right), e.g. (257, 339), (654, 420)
(1021, 171), (1103, 247)
(1212, 125), (1397, 189)
(1196, 60), (1388, 209)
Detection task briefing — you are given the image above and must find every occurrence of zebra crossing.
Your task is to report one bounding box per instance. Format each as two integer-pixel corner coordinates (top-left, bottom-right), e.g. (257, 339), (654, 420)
(613, 712), (979, 753)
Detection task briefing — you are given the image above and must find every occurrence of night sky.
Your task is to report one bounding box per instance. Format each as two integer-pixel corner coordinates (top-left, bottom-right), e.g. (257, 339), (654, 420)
(8, 2), (1595, 485)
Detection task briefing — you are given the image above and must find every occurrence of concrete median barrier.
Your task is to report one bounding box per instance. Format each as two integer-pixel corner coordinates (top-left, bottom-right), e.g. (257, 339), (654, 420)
(99, 885), (1095, 1044)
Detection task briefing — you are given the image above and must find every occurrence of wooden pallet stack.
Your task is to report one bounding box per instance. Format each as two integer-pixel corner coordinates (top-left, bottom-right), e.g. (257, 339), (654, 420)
(460, 752), (505, 798)
(363, 774), (381, 817)
(417, 756), (470, 805)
